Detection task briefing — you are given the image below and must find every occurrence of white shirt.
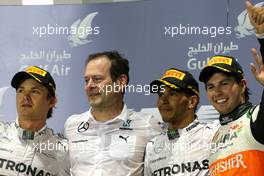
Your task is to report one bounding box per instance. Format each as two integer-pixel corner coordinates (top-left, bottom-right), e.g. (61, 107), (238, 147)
(64, 104), (161, 176)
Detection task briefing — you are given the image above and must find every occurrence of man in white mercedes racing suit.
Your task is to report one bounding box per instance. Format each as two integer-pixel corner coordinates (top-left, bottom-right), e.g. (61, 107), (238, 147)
(144, 68), (219, 176)
(0, 66), (70, 176)
(64, 51), (161, 176)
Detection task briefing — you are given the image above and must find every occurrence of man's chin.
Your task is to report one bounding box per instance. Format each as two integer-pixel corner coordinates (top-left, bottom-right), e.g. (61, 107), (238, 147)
(161, 115), (173, 123)
(215, 107), (230, 115)
(89, 99), (102, 107)
(19, 115), (34, 120)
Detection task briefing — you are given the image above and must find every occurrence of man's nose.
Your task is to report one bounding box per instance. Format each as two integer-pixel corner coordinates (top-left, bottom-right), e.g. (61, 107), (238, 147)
(213, 86), (223, 96)
(22, 92), (31, 102)
(85, 79), (97, 91)
(159, 94), (169, 103)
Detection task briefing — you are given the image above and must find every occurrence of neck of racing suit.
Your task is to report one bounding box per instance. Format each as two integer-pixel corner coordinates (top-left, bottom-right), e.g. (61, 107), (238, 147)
(219, 101), (253, 125)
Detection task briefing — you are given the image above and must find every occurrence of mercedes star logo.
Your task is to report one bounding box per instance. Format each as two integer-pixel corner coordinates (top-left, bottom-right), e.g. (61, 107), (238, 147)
(78, 121), (89, 133)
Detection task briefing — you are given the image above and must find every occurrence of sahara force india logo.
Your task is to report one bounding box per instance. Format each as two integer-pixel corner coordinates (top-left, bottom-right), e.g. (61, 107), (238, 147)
(0, 158), (54, 176)
(212, 121), (243, 153)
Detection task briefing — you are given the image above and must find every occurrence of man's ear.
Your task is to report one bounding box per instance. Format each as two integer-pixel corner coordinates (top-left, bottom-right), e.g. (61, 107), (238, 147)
(49, 96), (57, 108)
(188, 95), (199, 110)
(240, 79), (247, 94)
(118, 74), (128, 89)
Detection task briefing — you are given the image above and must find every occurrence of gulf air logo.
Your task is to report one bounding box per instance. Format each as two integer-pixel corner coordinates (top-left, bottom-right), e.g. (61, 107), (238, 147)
(162, 69), (185, 80)
(26, 66), (47, 76)
(207, 56), (232, 66)
(68, 12), (99, 47)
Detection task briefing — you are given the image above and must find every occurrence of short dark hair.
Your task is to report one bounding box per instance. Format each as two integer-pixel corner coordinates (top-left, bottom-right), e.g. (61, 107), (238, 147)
(233, 76), (250, 102)
(46, 89), (55, 119)
(85, 50), (130, 84)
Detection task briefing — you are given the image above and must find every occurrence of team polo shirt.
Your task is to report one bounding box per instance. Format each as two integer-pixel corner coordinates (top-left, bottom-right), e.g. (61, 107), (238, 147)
(64, 104), (161, 176)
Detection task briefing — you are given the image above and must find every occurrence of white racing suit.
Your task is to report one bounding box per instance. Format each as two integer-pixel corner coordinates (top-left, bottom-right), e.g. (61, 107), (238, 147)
(144, 119), (219, 176)
(0, 121), (70, 176)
